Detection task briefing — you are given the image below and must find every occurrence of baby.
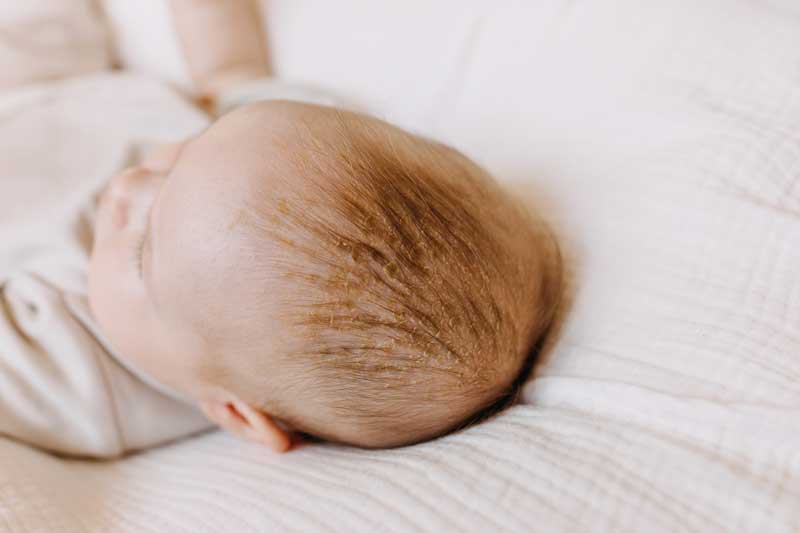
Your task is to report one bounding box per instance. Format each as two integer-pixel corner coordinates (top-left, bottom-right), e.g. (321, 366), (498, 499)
(0, 1), (563, 456)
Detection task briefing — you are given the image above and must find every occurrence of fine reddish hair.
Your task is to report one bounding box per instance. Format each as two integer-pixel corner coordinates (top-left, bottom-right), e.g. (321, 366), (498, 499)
(241, 104), (563, 448)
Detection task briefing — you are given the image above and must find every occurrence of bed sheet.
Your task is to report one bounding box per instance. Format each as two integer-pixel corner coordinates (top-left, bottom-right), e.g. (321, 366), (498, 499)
(3, 1), (800, 531)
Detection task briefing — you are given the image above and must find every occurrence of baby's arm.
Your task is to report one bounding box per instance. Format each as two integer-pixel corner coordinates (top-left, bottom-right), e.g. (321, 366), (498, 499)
(169, 0), (270, 113)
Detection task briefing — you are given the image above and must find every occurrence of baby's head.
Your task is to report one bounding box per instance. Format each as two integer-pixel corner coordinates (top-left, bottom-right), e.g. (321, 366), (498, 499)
(89, 101), (563, 452)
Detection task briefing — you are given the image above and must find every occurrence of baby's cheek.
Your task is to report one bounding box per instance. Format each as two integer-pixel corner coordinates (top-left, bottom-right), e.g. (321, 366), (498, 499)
(86, 253), (110, 325)
(88, 242), (127, 308)
(93, 196), (127, 249)
(87, 248), (145, 356)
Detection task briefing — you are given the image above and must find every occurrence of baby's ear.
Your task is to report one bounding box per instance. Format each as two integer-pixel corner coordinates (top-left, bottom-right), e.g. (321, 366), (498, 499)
(200, 397), (291, 453)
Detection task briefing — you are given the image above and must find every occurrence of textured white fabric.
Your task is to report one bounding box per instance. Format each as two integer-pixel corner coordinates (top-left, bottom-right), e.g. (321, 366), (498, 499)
(2, 0), (800, 531)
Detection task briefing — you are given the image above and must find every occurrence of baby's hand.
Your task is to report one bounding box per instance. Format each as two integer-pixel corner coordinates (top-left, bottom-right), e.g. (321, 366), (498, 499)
(169, 0), (271, 115)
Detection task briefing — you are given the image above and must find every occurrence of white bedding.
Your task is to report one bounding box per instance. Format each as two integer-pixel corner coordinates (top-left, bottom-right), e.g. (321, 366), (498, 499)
(0, 0), (109, 90)
(3, 1), (800, 531)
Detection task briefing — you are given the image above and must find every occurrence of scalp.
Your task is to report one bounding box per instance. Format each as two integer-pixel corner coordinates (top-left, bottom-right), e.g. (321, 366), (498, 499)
(218, 104), (564, 447)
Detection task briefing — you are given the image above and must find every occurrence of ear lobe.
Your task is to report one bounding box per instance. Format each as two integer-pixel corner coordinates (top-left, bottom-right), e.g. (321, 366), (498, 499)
(200, 398), (291, 453)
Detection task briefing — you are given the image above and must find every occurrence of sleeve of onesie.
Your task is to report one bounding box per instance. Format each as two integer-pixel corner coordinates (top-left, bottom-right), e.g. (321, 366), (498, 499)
(0, 210), (213, 458)
(0, 194), (124, 457)
(216, 77), (349, 115)
(0, 272), (125, 457)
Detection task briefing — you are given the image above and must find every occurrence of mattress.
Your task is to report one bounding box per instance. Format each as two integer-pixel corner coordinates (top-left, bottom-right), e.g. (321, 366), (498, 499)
(3, 1), (800, 531)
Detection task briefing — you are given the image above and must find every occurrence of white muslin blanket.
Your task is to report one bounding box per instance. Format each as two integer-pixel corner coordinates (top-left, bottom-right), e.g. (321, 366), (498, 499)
(1, 0), (800, 531)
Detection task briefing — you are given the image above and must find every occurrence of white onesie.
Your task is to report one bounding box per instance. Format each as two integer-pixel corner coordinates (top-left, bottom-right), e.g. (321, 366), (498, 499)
(0, 73), (338, 458)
